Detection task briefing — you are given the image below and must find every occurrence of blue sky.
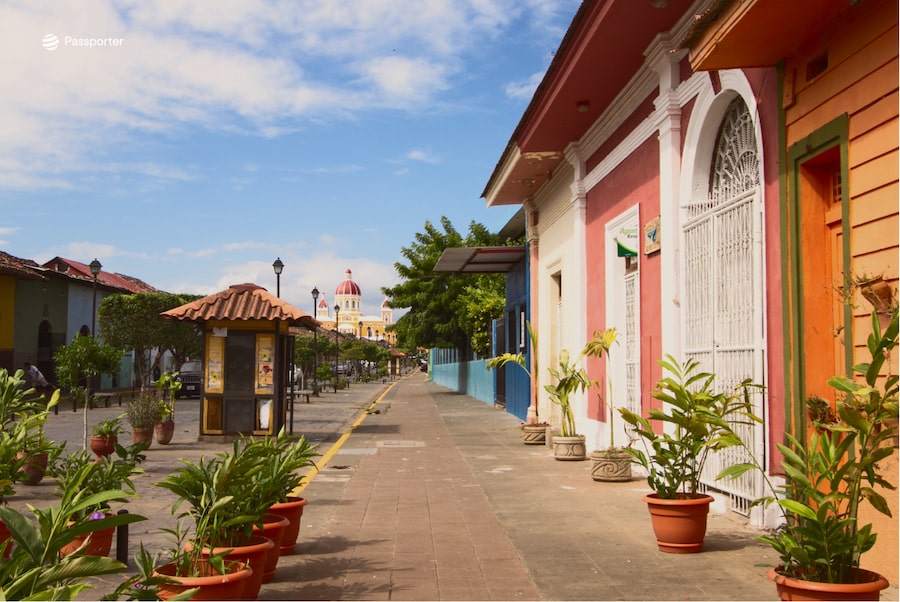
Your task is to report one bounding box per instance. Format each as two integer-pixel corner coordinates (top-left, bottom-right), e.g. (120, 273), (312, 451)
(0, 0), (578, 317)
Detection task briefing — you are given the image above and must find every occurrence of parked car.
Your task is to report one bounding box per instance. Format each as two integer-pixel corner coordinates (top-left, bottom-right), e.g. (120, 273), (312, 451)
(175, 360), (203, 398)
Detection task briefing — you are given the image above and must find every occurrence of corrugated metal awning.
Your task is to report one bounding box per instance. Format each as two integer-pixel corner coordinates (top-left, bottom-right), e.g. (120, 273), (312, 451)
(434, 247), (526, 274)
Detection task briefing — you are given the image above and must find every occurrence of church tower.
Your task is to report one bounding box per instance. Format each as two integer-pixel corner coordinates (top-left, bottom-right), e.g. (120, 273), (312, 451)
(334, 268), (362, 332)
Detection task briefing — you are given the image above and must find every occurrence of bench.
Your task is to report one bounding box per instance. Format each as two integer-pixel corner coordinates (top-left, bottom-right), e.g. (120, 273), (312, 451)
(292, 389), (313, 404)
(91, 392), (124, 409)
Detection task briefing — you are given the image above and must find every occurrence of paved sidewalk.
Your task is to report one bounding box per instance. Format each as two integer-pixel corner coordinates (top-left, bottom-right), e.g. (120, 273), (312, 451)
(12, 373), (896, 600)
(267, 373), (790, 601)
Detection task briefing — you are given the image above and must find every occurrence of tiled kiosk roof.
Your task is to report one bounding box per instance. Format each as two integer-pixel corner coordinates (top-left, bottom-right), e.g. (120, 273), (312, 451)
(161, 283), (318, 328)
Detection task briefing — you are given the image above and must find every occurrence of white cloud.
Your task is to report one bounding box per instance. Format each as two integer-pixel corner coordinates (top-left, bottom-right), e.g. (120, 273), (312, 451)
(405, 149), (440, 164)
(0, 0), (578, 194)
(504, 71), (546, 100)
(64, 242), (119, 261)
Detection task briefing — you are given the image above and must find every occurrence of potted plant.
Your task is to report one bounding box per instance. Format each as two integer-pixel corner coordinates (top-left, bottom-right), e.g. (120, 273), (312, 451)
(619, 354), (761, 553)
(156, 440), (275, 599)
(52, 444), (147, 557)
(150, 527), (253, 601)
(0, 369), (62, 486)
(545, 349), (593, 460)
(753, 309), (897, 600)
(154, 371), (181, 445)
(487, 322), (545, 443)
(126, 392), (164, 447)
(0, 462), (147, 599)
(249, 428), (319, 556)
(91, 414), (125, 459)
(582, 328), (633, 482)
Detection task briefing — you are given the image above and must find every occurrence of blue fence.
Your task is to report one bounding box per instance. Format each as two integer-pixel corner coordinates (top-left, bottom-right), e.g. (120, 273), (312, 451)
(429, 348), (494, 406)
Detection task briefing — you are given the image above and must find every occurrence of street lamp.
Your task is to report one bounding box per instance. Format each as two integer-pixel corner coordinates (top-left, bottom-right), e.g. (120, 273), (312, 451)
(89, 258), (102, 337)
(272, 258), (284, 298)
(311, 287), (319, 396)
(333, 304), (340, 393)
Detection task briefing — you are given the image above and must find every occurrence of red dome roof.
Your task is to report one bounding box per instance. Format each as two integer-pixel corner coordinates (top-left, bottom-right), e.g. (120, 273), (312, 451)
(335, 268), (361, 296)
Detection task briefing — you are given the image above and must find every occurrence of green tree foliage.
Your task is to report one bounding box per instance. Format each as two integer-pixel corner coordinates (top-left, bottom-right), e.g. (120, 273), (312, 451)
(53, 335), (123, 448)
(382, 217), (504, 353)
(98, 293), (202, 387)
(459, 278), (506, 356)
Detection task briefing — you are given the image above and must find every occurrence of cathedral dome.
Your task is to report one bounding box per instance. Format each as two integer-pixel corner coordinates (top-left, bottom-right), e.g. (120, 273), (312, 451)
(335, 268), (361, 296)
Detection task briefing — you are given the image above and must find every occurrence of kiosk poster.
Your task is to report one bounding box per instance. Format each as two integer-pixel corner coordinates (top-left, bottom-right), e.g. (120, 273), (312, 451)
(206, 334), (224, 393)
(256, 334), (274, 393)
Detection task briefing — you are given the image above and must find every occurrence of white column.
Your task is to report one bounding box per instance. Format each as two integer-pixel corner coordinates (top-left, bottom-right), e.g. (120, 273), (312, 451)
(649, 43), (685, 360)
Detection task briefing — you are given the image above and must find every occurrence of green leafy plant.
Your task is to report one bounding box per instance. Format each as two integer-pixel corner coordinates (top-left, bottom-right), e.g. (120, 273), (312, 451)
(155, 440), (271, 575)
(92, 415), (126, 439)
(154, 372), (181, 422)
(51, 444), (146, 520)
(246, 428), (319, 503)
(0, 369), (63, 491)
(619, 354), (761, 498)
(487, 322), (541, 423)
(753, 309), (898, 584)
(582, 328), (622, 450)
(545, 349), (594, 438)
(0, 466), (145, 600)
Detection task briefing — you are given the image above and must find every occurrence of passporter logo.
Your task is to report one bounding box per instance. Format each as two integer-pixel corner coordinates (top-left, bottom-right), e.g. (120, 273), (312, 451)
(42, 33), (124, 51)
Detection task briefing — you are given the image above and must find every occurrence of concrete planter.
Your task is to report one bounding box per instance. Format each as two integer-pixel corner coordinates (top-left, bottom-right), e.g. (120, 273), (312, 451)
(590, 449), (632, 482)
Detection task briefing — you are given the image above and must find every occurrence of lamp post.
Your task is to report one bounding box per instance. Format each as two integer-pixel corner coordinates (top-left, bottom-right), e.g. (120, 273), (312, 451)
(89, 259), (102, 337)
(333, 304), (340, 393)
(311, 287), (319, 396)
(272, 258), (284, 298)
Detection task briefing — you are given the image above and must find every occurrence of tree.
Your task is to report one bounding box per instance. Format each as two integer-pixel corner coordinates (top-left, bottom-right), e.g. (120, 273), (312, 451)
(459, 278), (506, 356)
(53, 335), (123, 449)
(98, 293), (202, 387)
(382, 217), (504, 353)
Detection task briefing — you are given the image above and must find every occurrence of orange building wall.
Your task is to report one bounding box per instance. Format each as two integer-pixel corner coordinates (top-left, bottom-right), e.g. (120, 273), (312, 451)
(782, 0), (898, 581)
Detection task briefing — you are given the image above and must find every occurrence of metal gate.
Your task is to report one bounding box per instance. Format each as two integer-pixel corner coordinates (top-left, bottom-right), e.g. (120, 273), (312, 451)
(682, 97), (766, 514)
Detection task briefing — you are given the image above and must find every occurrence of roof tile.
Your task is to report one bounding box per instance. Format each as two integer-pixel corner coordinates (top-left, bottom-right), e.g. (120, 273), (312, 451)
(161, 283), (318, 327)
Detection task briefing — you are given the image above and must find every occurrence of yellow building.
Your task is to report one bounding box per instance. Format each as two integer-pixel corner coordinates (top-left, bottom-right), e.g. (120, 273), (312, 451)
(316, 269), (396, 345)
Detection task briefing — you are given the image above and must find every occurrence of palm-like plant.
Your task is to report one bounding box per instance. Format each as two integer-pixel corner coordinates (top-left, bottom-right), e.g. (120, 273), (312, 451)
(582, 328), (620, 448)
(486, 322), (540, 422)
(545, 349), (593, 438)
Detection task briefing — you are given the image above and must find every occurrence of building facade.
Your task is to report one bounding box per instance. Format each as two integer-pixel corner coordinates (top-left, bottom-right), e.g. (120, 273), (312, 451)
(316, 269), (396, 345)
(481, 0), (897, 579)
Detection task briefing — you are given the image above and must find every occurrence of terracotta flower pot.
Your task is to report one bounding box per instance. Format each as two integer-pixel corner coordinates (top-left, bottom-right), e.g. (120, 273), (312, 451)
(643, 493), (713, 554)
(0, 518), (12, 559)
(16, 451), (49, 485)
(131, 427), (154, 448)
(251, 513), (289, 583)
(768, 566), (889, 601)
(155, 420), (175, 445)
(60, 517), (115, 557)
(268, 496), (308, 555)
(154, 559), (252, 601)
(90, 435), (117, 459)
(197, 536), (273, 601)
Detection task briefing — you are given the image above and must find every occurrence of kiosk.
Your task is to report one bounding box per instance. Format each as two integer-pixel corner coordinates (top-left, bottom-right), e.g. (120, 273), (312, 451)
(162, 283), (317, 440)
